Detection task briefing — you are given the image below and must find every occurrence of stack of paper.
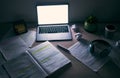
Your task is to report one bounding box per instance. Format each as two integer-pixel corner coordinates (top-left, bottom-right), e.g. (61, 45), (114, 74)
(68, 41), (109, 72)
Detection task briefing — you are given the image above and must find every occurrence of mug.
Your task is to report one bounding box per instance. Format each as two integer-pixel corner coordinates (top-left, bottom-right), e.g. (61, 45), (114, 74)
(116, 40), (120, 48)
(105, 24), (116, 39)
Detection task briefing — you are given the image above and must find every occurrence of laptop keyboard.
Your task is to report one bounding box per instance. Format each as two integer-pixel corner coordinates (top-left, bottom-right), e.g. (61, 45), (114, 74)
(39, 25), (69, 33)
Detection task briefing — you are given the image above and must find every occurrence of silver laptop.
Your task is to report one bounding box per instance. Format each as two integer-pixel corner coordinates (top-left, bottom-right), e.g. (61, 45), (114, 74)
(36, 4), (72, 41)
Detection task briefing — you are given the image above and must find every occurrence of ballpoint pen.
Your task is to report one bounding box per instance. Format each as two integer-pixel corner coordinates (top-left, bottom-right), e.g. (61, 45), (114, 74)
(57, 44), (70, 54)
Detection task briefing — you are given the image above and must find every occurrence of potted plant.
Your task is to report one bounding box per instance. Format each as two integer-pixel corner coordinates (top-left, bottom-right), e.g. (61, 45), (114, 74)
(84, 16), (97, 33)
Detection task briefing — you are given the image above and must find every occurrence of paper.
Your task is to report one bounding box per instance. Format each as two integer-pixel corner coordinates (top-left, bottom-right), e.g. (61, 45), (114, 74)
(68, 41), (109, 72)
(3, 52), (48, 78)
(1, 28), (36, 48)
(0, 51), (6, 65)
(0, 36), (28, 60)
(0, 66), (9, 78)
(20, 30), (36, 47)
(109, 46), (120, 68)
(28, 41), (71, 74)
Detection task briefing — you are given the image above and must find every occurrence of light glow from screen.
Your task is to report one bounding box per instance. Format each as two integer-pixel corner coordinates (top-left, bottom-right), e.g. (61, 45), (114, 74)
(37, 5), (68, 25)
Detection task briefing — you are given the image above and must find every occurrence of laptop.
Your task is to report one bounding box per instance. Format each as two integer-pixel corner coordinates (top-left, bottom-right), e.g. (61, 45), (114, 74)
(36, 4), (72, 41)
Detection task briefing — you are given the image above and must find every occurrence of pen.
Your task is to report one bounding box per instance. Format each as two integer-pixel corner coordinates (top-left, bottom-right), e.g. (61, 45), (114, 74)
(57, 44), (70, 54)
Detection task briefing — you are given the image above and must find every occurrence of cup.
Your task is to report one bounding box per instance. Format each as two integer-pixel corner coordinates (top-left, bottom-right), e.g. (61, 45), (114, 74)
(116, 40), (120, 48)
(75, 33), (82, 41)
(71, 24), (80, 33)
(105, 24), (116, 39)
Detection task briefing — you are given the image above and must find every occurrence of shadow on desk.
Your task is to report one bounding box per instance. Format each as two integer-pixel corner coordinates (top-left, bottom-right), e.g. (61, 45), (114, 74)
(98, 60), (120, 78)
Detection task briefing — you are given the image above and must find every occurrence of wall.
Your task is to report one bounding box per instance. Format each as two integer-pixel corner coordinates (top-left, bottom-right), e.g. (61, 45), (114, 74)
(0, 0), (120, 23)
(0, 0), (120, 38)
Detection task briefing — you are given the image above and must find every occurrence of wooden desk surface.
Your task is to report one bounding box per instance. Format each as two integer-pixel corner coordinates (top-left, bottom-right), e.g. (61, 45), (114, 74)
(33, 24), (120, 78)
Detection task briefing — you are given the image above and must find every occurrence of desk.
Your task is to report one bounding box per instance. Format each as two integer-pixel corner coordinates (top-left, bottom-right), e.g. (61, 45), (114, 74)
(32, 23), (120, 78)
(1, 23), (120, 78)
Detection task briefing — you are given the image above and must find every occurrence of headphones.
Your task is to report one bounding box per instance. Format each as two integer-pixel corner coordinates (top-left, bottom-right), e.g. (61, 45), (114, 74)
(89, 39), (112, 58)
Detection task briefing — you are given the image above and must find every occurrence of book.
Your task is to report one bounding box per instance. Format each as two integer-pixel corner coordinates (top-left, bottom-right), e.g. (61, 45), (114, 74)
(19, 30), (36, 48)
(0, 66), (9, 78)
(68, 41), (109, 72)
(0, 51), (6, 65)
(0, 36), (28, 61)
(3, 52), (47, 78)
(1, 28), (36, 48)
(28, 41), (71, 75)
(2, 41), (71, 78)
(109, 46), (120, 69)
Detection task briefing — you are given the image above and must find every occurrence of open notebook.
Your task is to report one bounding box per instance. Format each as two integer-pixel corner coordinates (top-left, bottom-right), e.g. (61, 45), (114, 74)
(1, 41), (71, 78)
(36, 4), (72, 41)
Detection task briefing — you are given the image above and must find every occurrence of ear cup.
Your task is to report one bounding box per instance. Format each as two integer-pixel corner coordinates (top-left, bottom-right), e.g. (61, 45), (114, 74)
(89, 40), (111, 58)
(100, 48), (109, 57)
(89, 44), (94, 54)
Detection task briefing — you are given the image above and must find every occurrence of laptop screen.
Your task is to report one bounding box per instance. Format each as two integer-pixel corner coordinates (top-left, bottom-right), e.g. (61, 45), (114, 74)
(37, 4), (68, 25)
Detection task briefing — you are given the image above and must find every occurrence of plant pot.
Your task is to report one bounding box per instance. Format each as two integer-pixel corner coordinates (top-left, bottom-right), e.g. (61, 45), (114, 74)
(84, 21), (97, 33)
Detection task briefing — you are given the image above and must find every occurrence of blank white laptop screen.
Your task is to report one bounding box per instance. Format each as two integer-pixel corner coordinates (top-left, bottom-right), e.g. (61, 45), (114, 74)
(37, 5), (68, 25)
(36, 4), (72, 41)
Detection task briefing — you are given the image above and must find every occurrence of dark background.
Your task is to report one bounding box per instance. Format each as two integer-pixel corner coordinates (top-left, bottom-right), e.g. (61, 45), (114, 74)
(0, 0), (120, 38)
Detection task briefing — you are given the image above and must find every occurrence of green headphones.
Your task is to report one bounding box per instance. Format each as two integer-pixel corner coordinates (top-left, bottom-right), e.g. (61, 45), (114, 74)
(89, 39), (112, 58)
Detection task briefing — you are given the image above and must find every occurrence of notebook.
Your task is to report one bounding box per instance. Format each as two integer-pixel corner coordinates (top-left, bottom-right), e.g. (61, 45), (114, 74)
(36, 4), (72, 41)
